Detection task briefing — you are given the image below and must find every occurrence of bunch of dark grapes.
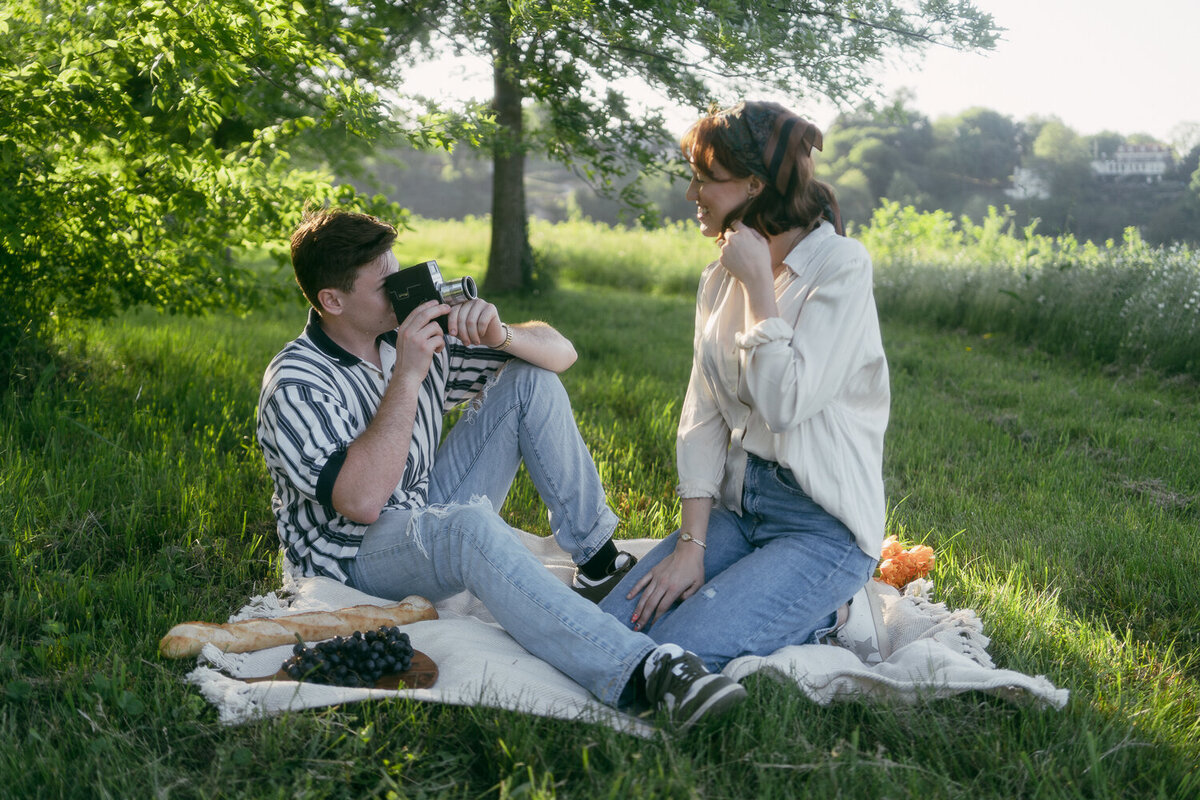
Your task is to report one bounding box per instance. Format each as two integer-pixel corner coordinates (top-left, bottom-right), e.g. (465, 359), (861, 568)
(283, 626), (414, 687)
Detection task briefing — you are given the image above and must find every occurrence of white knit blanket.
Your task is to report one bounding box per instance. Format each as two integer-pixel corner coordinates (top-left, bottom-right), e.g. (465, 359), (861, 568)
(185, 533), (1068, 735)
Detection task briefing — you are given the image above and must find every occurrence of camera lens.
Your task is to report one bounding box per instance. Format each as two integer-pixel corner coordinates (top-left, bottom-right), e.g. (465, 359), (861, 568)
(439, 276), (478, 306)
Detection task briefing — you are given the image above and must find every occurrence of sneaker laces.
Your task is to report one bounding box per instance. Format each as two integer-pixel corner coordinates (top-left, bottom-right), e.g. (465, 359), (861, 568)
(644, 646), (701, 706)
(669, 657), (704, 683)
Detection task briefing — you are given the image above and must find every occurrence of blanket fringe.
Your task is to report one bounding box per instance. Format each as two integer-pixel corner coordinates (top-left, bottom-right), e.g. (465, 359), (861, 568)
(227, 589), (291, 623)
(186, 666), (266, 725)
(892, 582), (994, 669)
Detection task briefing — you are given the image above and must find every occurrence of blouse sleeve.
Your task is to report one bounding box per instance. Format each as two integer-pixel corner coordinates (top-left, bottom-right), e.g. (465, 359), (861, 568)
(735, 247), (876, 432)
(675, 357), (729, 499)
(675, 267), (730, 499)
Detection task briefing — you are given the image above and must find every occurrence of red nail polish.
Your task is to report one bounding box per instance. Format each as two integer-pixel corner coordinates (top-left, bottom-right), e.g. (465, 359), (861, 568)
(631, 613), (639, 622)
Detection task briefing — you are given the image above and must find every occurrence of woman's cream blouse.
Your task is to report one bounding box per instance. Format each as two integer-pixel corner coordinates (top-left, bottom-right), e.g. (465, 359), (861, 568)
(675, 221), (890, 557)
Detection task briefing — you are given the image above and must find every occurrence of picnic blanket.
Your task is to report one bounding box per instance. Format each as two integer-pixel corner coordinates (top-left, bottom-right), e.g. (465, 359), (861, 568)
(185, 532), (1068, 735)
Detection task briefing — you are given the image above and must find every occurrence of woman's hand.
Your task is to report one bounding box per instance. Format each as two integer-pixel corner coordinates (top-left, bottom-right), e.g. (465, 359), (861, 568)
(628, 543), (706, 631)
(719, 221), (772, 289)
(719, 221), (780, 323)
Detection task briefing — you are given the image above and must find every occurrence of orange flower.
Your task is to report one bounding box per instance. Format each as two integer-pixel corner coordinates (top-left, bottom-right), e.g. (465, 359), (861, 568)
(876, 540), (935, 590)
(880, 535), (904, 561)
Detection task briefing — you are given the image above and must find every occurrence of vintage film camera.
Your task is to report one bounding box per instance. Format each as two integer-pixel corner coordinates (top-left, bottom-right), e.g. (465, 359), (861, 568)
(384, 260), (478, 333)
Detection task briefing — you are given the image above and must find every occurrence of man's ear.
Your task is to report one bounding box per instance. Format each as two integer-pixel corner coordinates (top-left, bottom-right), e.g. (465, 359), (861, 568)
(316, 287), (344, 317)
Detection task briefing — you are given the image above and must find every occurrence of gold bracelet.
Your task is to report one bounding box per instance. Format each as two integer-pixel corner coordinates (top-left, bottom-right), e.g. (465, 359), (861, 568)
(495, 323), (513, 350)
(678, 531), (707, 549)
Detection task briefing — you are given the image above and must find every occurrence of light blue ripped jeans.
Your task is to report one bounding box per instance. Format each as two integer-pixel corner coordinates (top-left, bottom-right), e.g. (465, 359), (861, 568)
(345, 362), (656, 706)
(599, 454), (878, 673)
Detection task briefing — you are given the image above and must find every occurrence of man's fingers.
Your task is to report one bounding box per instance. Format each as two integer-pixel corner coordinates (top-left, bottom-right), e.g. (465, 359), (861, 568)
(462, 302), (485, 342)
(449, 300), (498, 345)
(401, 300), (449, 331)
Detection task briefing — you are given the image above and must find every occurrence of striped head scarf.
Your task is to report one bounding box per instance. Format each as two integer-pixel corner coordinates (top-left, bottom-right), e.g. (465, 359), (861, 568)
(720, 101), (823, 196)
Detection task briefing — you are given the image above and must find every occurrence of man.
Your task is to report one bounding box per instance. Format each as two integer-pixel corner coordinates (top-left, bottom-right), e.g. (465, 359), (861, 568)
(255, 208), (746, 726)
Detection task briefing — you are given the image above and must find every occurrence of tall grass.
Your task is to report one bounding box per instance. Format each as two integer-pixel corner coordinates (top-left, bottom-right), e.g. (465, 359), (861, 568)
(860, 202), (1200, 379)
(390, 215), (713, 296)
(405, 206), (1200, 381)
(2, 216), (1198, 797)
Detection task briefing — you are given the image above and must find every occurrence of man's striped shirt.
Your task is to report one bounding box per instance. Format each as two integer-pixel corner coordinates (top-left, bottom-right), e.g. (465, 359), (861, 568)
(256, 309), (511, 581)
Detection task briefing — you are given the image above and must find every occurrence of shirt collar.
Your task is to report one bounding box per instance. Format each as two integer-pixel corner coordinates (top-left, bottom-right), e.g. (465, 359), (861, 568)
(781, 219), (834, 276)
(303, 308), (398, 367)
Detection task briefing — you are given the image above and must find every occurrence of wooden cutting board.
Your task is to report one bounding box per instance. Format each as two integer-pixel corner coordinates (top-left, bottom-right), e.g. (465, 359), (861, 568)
(244, 649), (437, 690)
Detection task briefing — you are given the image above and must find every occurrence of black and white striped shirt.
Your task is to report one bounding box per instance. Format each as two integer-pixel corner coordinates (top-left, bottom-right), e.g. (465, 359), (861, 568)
(256, 309), (511, 581)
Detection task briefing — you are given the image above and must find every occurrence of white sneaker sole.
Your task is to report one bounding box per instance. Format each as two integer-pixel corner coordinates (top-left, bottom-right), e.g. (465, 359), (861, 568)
(836, 581), (891, 665)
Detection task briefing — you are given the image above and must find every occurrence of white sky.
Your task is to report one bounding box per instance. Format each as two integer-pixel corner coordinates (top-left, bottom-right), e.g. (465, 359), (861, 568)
(859, 0), (1199, 144)
(398, 0), (1199, 146)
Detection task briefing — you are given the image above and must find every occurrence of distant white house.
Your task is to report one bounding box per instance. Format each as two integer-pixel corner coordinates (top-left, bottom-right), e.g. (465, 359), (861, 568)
(1090, 144), (1174, 182)
(1005, 166), (1051, 200)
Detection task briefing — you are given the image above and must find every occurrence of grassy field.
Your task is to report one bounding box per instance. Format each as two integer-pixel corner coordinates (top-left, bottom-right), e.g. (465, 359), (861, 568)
(2, 219), (1199, 798)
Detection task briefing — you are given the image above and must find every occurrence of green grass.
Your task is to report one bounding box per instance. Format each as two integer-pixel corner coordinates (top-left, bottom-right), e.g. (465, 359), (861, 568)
(3, 221), (1200, 797)
(860, 203), (1200, 379)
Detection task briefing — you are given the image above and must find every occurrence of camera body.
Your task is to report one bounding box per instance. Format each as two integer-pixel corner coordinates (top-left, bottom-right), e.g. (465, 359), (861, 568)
(384, 260), (478, 333)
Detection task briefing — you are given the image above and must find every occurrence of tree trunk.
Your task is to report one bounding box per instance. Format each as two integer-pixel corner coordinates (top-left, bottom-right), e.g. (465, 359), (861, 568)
(485, 12), (533, 293)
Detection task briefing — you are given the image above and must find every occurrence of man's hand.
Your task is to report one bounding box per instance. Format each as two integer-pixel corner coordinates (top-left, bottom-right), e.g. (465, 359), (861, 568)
(332, 299), (446, 525)
(445, 298), (578, 373)
(395, 300), (450, 381)
(445, 298), (505, 347)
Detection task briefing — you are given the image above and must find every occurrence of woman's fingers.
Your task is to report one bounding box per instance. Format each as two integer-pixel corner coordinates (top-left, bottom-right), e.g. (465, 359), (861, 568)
(632, 578), (691, 631)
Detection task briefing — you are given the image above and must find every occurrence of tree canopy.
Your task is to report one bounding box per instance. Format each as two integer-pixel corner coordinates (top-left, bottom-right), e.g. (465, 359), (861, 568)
(0, 0), (410, 365)
(813, 99), (1200, 245)
(4, 0), (1001, 370)
(385, 0), (1000, 291)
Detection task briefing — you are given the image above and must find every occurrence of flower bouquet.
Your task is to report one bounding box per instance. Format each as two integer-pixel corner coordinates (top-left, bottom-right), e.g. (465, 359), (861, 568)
(876, 535), (935, 590)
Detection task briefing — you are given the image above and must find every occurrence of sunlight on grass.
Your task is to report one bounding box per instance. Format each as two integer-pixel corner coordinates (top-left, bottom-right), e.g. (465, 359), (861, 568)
(955, 563), (1200, 748)
(3, 216), (1199, 797)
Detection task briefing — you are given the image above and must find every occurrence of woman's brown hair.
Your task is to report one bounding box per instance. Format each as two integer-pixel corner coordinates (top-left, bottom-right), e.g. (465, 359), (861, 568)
(681, 101), (843, 238)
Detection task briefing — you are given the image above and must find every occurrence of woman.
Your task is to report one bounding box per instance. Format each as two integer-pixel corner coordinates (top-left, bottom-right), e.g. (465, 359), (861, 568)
(598, 101), (891, 671)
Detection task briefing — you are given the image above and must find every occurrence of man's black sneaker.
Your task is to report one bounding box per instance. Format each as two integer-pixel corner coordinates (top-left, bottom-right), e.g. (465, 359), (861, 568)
(572, 551), (637, 603)
(643, 644), (747, 730)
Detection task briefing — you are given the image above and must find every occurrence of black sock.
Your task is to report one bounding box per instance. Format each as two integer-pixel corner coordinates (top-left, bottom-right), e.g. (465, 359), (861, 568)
(634, 652), (651, 704)
(579, 540), (618, 580)
(617, 651), (653, 707)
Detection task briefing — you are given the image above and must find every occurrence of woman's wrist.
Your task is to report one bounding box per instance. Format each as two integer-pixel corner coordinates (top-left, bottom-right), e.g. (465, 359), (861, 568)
(678, 531), (707, 550)
(745, 284), (780, 324)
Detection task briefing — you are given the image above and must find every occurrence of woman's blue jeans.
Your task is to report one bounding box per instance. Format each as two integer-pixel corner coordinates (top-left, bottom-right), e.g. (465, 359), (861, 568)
(345, 362), (656, 706)
(599, 454), (877, 673)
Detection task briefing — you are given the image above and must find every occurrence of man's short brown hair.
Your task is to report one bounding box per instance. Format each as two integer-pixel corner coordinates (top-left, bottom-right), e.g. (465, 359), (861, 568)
(290, 209), (397, 309)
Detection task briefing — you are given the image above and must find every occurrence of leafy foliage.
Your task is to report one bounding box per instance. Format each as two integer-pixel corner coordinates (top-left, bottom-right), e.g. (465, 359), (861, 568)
(0, 0), (404, 370)
(391, 0), (1000, 290)
(818, 98), (1200, 245)
(861, 202), (1200, 378)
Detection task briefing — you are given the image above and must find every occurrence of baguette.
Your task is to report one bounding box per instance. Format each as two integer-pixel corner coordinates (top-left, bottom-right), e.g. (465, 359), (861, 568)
(159, 595), (437, 658)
